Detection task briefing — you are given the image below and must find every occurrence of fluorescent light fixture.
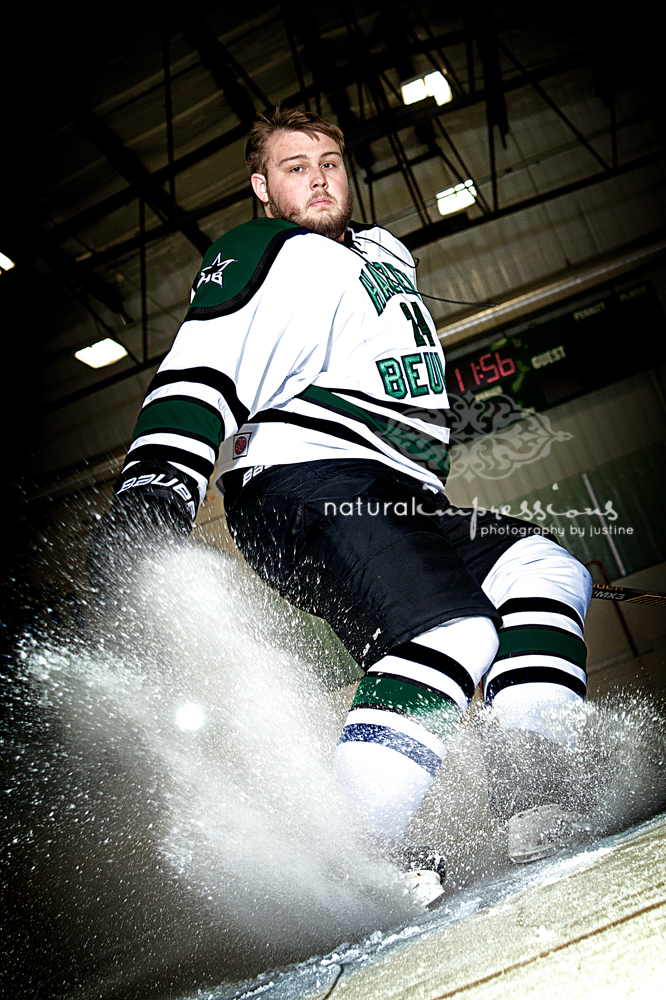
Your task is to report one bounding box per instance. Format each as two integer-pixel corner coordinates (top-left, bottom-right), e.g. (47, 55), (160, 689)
(436, 179), (477, 217)
(0, 251), (15, 271)
(75, 337), (128, 368)
(401, 71), (452, 107)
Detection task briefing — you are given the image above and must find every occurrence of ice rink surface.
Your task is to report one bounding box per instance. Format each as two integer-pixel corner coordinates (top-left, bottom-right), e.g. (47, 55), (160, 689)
(211, 813), (666, 1000)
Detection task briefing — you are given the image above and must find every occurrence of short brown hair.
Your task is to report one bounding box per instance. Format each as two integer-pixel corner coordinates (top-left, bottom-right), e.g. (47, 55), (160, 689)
(245, 106), (345, 176)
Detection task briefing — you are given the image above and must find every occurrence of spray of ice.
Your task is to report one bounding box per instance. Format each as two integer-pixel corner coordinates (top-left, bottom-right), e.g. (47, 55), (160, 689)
(4, 539), (666, 998)
(4, 545), (412, 998)
(410, 691), (666, 886)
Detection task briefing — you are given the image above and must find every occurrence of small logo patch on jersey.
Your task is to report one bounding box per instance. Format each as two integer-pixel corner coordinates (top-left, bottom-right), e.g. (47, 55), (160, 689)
(197, 253), (237, 289)
(233, 432), (252, 458)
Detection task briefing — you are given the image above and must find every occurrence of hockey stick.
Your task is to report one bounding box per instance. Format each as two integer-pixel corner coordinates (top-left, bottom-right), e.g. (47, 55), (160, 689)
(591, 583), (666, 607)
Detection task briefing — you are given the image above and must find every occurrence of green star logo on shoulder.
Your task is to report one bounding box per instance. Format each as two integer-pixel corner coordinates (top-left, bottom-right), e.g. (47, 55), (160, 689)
(188, 218), (304, 320)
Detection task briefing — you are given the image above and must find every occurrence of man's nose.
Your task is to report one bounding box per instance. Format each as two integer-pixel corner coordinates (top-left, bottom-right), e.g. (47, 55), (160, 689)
(311, 167), (328, 187)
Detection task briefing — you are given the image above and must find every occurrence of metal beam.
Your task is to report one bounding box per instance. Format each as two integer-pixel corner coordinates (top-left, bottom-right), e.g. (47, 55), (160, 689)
(344, 49), (592, 148)
(45, 48), (590, 259)
(71, 106), (212, 257)
(401, 148), (666, 251)
(497, 40), (608, 171)
(38, 239), (132, 322)
(41, 351), (168, 415)
(179, 14), (261, 122)
(339, 3), (431, 225)
(63, 108), (653, 274)
(162, 21), (176, 200)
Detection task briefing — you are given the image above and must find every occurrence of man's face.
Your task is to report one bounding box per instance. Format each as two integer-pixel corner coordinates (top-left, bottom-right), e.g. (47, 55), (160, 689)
(251, 130), (353, 241)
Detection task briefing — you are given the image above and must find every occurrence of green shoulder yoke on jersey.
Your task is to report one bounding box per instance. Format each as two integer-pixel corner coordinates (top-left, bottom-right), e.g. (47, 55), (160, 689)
(188, 217), (307, 319)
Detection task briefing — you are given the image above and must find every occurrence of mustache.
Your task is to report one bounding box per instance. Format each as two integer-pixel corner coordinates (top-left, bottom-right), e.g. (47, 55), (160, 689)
(306, 192), (336, 208)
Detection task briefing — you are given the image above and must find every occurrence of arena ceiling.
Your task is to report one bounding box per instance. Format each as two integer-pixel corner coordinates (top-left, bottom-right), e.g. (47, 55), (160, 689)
(2, 2), (665, 502)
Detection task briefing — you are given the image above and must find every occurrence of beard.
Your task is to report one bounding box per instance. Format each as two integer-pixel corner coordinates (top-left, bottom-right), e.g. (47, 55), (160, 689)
(266, 186), (354, 240)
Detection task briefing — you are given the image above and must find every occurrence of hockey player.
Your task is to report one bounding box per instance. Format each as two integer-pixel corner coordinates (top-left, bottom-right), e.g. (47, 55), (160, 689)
(89, 107), (593, 908)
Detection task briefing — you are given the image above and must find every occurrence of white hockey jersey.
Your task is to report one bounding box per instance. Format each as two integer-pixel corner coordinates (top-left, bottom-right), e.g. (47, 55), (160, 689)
(123, 217), (451, 515)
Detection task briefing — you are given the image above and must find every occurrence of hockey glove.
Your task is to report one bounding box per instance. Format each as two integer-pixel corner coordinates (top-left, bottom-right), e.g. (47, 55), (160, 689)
(87, 459), (199, 602)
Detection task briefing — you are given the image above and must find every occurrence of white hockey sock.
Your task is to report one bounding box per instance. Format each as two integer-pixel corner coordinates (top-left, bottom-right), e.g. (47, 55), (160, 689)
(482, 536), (592, 746)
(334, 616), (499, 839)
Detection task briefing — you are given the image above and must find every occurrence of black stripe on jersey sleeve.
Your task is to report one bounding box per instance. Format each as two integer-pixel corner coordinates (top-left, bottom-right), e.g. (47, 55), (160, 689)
(252, 409), (387, 456)
(146, 367), (249, 429)
(124, 444), (214, 480)
(297, 386), (450, 479)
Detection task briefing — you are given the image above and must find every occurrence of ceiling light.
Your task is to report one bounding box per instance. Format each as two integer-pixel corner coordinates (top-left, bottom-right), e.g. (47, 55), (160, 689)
(75, 338), (128, 368)
(436, 179), (477, 217)
(401, 71), (452, 108)
(0, 251), (16, 272)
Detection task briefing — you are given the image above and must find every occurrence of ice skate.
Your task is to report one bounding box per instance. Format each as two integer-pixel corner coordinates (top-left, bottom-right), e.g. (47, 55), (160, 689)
(396, 845), (446, 910)
(508, 803), (592, 863)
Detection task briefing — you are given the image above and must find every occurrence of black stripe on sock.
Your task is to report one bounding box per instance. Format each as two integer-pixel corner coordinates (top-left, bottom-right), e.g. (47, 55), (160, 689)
(364, 671), (460, 708)
(499, 624), (582, 639)
(338, 723), (442, 776)
(497, 598), (584, 631)
(388, 642), (476, 702)
(485, 666), (587, 703)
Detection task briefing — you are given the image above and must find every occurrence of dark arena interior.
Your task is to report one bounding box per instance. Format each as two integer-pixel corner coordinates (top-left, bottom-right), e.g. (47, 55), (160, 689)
(2, 5), (666, 999)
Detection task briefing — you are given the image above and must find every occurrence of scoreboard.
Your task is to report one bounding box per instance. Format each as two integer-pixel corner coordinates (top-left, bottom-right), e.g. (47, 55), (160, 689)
(444, 276), (666, 413)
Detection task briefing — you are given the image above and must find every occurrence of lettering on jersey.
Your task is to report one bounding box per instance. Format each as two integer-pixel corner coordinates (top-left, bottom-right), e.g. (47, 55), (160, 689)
(197, 253), (237, 289)
(401, 301), (436, 347)
(359, 261), (421, 316)
(376, 352), (446, 399)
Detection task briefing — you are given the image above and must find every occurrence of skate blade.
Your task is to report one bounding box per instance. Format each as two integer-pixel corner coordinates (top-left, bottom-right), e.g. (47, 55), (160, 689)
(401, 869), (445, 910)
(510, 843), (559, 864)
(508, 803), (590, 864)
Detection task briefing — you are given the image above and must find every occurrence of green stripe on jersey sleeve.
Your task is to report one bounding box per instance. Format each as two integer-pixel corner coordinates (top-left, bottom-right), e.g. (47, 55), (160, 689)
(132, 398), (224, 448)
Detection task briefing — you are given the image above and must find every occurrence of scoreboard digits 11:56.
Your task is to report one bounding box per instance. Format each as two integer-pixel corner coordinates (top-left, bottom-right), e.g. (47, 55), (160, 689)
(453, 349), (516, 393)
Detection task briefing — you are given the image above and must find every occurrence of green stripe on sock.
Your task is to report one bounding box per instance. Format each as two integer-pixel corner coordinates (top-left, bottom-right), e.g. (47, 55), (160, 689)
(496, 627), (587, 669)
(351, 675), (459, 740)
(132, 398), (224, 447)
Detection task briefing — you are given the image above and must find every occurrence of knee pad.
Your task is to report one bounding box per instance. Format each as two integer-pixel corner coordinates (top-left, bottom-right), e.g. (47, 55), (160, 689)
(481, 536), (592, 744)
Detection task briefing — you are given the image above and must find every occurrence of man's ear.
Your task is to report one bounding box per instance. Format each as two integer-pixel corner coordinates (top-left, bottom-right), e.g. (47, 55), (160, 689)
(251, 173), (269, 204)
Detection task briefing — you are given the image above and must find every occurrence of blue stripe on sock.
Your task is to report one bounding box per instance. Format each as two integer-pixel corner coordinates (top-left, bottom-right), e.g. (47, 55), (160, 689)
(338, 722), (442, 777)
